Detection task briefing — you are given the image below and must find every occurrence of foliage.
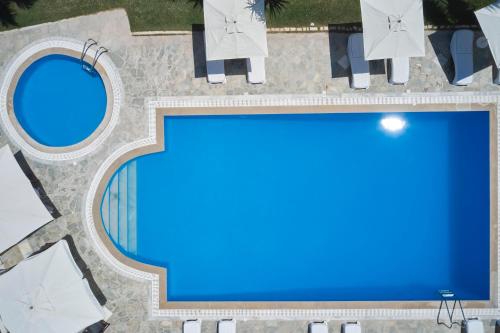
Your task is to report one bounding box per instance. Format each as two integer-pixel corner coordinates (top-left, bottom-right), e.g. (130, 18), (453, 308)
(423, 0), (492, 25)
(0, 0), (36, 26)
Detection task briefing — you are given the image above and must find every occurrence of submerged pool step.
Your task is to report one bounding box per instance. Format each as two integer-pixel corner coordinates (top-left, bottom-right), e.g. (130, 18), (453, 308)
(101, 161), (137, 255)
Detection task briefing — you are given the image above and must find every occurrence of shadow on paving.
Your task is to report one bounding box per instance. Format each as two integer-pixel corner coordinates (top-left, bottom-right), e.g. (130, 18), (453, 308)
(328, 25), (386, 83)
(191, 24), (206, 78)
(429, 30), (493, 84)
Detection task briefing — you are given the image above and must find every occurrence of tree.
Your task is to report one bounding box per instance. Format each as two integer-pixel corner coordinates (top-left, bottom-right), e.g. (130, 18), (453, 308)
(265, 0), (288, 18)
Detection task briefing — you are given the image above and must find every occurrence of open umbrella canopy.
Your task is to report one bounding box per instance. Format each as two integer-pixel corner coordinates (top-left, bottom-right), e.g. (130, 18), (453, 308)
(0, 240), (106, 333)
(203, 0), (268, 60)
(0, 145), (54, 253)
(476, 1), (500, 68)
(360, 0), (425, 60)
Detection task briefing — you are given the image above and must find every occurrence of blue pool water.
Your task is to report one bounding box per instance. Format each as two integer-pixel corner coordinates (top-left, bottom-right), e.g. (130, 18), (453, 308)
(13, 54), (107, 147)
(102, 111), (490, 302)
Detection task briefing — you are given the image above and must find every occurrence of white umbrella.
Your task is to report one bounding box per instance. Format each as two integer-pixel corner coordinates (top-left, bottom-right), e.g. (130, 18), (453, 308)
(0, 240), (106, 333)
(476, 1), (500, 69)
(203, 0), (268, 60)
(360, 0), (425, 60)
(0, 145), (54, 253)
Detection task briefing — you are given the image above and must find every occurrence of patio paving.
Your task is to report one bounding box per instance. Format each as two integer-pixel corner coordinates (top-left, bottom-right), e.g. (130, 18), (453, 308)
(0, 9), (499, 333)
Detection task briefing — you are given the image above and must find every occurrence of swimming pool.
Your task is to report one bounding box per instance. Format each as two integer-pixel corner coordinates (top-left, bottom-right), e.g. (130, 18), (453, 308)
(0, 39), (121, 161)
(99, 110), (491, 304)
(12, 54), (107, 147)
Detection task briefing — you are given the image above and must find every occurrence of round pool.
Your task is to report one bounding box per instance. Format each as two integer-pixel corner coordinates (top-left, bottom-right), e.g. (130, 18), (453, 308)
(0, 39), (121, 161)
(13, 54), (107, 147)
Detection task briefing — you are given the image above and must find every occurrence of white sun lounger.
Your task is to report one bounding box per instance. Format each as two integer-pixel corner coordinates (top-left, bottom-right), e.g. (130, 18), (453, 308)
(309, 321), (328, 333)
(246, 57), (266, 84)
(389, 57), (410, 85)
(348, 33), (370, 89)
(218, 319), (236, 333)
(450, 29), (474, 86)
(342, 321), (362, 333)
(465, 319), (484, 333)
(183, 319), (201, 333)
(206, 59), (226, 84)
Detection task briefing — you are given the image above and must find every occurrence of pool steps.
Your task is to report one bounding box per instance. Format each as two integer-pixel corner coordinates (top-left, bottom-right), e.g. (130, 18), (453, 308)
(101, 161), (137, 254)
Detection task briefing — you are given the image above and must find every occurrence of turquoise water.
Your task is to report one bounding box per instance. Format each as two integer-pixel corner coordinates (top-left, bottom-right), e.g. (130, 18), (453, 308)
(102, 112), (490, 302)
(13, 54), (107, 147)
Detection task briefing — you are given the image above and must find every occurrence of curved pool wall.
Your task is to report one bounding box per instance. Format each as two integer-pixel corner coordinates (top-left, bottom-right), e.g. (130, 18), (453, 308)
(0, 38), (122, 161)
(101, 111), (490, 303)
(13, 54), (107, 147)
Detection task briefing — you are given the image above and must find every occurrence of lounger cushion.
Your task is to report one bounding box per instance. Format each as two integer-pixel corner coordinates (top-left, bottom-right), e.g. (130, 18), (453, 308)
(466, 319), (484, 333)
(343, 322), (362, 333)
(309, 322), (328, 333)
(206, 59), (226, 84)
(218, 320), (236, 333)
(247, 57), (266, 84)
(348, 33), (370, 89)
(450, 29), (474, 86)
(183, 320), (201, 333)
(389, 57), (410, 85)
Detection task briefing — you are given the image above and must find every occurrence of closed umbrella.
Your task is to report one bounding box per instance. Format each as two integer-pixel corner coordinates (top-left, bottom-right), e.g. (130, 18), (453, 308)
(203, 0), (268, 60)
(360, 0), (425, 60)
(0, 240), (106, 333)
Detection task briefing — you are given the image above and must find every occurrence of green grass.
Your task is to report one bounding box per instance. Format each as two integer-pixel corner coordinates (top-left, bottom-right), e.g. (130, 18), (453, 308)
(0, 0), (497, 32)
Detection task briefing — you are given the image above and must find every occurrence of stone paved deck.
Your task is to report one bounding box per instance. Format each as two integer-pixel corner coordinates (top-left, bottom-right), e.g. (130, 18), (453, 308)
(0, 9), (499, 333)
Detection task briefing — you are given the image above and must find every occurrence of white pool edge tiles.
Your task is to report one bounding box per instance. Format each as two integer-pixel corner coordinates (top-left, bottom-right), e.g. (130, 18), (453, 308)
(84, 93), (500, 320)
(0, 37), (123, 161)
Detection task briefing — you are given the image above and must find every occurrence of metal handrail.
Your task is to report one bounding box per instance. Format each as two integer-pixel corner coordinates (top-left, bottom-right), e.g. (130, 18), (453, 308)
(81, 38), (97, 64)
(92, 46), (109, 70)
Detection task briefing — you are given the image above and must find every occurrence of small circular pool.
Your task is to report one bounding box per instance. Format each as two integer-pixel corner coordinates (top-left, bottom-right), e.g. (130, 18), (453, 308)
(13, 54), (107, 147)
(0, 39), (121, 161)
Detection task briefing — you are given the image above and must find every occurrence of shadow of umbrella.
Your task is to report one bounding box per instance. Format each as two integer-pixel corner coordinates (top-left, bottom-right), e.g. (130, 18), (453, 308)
(328, 24), (360, 79)
(428, 30), (455, 84)
(191, 24), (207, 78)
(429, 30), (492, 84)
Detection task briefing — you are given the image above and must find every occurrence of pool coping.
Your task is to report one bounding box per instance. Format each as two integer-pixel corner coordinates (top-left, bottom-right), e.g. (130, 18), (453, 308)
(0, 38), (123, 162)
(84, 93), (500, 320)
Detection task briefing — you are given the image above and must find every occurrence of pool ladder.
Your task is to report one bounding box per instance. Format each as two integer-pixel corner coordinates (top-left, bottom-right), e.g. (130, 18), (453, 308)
(81, 38), (109, 73)
(436, 290), (466, 329)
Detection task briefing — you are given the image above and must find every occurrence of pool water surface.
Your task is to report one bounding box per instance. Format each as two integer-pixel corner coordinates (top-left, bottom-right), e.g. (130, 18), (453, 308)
(101, 111), (490, 302)
(13, 54), (107, 147)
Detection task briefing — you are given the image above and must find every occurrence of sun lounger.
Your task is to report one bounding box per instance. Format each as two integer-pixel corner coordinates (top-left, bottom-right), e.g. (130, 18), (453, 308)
(218, 319), (236, 333)
(348, 33), (370, 89)
(309, 321), (328, 333)
(465, 319), (484, 333)
(206, 59), (226, 84)
(450, 29), (474, 86)
(342, 321), (362, 333)
(389, 57), (410, 85)
(246, 57), (266, 84)
(183, 319), (201, 333)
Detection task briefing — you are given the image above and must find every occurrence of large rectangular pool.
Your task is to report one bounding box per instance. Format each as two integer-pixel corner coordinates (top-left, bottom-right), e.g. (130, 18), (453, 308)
(101, 111), (491, 303)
